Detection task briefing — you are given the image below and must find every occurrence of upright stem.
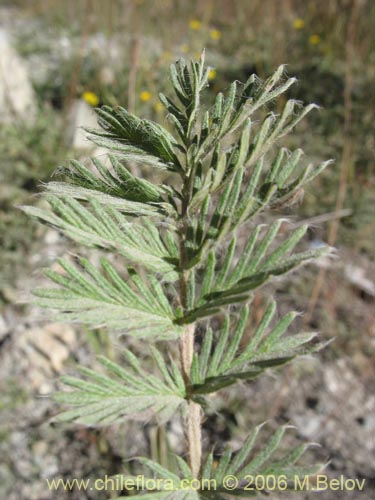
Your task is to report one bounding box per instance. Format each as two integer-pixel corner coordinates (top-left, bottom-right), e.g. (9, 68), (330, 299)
(180, 323), (195, 381)
(187, 399), (202, 478)
(179, 176), (202, 477)
(180, 323), (202, 478)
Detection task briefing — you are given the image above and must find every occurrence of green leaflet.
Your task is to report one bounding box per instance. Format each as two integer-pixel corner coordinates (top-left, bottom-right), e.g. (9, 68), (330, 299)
(113, 457), (200, 499)
(21, 197), (178, 279)
(186, 148), (331, 263)
(201, 423), (324, 496)
(34, 257), (182, 340)
(183, 221), (330, 322)
(86, 106), (182, 172)
(43, 181), (173, 217)
(54, 349), (186, 425)
(194, 64), (308, 166)
(191, 303), (320, 395)
(50, 155), (178, 215)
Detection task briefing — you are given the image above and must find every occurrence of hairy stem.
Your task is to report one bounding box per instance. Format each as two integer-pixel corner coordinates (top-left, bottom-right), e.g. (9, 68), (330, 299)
(179, 166), (202, 476)
(180, 322), (195, 381)
(178, 269), (202, 479)
(187, 399), (202, 478)
(180, 323), (202, 478)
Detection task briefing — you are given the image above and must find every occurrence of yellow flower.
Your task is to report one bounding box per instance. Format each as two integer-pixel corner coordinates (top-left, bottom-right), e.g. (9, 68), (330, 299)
(189, 19), (201, 30)
(208, 68), (216, 81)
(293, 18), (305, 30)
(309, 34), (321, 45)
(82, 91), (99, 107)
(180, 43), (189, 54)
(140, 91), (152, 102)
(153, 102), (164, 112)
(210, 29), (221, 40)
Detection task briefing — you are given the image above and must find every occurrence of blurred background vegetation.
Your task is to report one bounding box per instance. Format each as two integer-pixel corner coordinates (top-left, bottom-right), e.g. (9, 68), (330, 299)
(0, 1), (374, 499)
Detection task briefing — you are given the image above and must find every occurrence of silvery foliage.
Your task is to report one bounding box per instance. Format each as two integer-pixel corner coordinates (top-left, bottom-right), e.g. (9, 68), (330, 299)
(24, 52), (332, 498)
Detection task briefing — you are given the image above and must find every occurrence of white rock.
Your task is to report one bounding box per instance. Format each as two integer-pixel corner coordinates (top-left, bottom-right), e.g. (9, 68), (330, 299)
(44, 229), (60, 245)
(345, 264), (375, 297)
(293, 413), (323, 439)
(18, 323), (77, 389)
(0, 314), (8, 340)
(0, 28), (36, 123)
(67, 98), (98, 150)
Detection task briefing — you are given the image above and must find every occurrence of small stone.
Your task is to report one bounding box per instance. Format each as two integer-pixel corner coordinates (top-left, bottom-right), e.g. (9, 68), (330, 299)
(32, 440), (48, 458)
(0, 28), (36, 123)
(364, 415), (375, 432)
(38, 382), (53, 395)
(293, 414), (323, 439)
(41, 456), (59, 478)
(44, 229), (60, 245)
(18, 323), (76, 388)
(0, 314), (8, 341)
(67, 99), (98, 150)
(324, 366), (341, 393)
(345, 264), (375, 297)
